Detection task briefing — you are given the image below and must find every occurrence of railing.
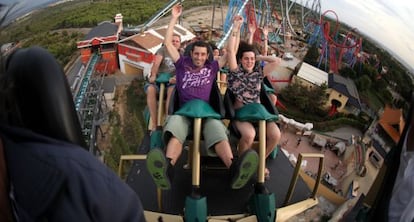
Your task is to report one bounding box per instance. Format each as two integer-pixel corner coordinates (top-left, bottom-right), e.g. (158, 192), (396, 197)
(137, 0), (183, 33)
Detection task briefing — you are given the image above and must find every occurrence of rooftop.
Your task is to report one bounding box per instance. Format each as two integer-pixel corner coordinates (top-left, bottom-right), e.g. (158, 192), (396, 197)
(296, 62), (329, 86)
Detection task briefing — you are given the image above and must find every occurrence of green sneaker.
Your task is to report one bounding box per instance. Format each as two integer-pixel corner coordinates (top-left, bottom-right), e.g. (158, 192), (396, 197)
(230, 150), (259, 189)
(146, 148), (171, 190)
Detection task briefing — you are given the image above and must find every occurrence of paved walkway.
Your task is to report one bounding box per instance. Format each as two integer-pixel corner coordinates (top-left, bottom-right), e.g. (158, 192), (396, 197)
(277, 125), (363, 194)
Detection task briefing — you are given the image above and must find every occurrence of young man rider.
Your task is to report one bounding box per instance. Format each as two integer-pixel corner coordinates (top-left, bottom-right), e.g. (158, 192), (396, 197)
(146, 4), (259, 191)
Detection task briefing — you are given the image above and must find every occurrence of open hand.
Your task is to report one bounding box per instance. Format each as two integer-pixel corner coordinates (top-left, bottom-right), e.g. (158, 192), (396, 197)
(149, 74), (156, 83)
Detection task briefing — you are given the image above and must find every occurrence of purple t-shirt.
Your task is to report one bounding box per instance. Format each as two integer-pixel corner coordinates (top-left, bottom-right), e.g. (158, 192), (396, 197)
(174, 56), (219, 105)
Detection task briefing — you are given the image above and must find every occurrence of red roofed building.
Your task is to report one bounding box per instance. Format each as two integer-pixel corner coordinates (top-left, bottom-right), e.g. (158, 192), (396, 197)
(76, 14), (123, 74)
(378, 105), (405, 144)
(117, 24), (195, 78)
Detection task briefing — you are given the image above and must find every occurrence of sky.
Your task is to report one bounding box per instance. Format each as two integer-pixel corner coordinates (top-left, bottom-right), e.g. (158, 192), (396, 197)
(319, 0), (414, 73)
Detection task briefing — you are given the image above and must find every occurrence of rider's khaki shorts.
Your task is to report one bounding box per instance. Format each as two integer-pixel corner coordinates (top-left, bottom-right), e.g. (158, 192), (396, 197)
(163, 115), (229, 155)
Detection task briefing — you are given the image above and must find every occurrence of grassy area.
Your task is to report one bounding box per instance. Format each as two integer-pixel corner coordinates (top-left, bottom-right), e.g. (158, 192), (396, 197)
(105, 79), (147, 174)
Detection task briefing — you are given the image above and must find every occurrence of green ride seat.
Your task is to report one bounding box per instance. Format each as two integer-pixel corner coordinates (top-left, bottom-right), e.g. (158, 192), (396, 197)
(224, 77), (280, 139)
(235, 103), (278, 122)
(155, 72), (172, 84)
(220, 67), (230, 74)
(263, 76), (275, 94)
(224, 77), (280, 159)
(263, 83), (275, 94)
(175, 99), (221, 119)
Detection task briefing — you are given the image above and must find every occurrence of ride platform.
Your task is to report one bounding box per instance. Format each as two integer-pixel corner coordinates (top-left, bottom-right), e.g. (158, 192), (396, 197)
(126, 133), (313, 216)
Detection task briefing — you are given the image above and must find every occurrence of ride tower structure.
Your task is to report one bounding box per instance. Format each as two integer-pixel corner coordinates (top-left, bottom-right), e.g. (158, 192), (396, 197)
(314, 10), (362, 74)
(273, 0), (321, 52)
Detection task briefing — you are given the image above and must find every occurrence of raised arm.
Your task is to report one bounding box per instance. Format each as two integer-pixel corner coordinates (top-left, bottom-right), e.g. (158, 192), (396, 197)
(261, 55), (281, 77)
(228, 15), (244, 71)
(164, 4), (182, 63)
(256, 26), (277, 64)
(256, 55), (280, 63)
(218, 50), (228, 68)
(247, 22), (256, 45)
(261, 26), (269, 56)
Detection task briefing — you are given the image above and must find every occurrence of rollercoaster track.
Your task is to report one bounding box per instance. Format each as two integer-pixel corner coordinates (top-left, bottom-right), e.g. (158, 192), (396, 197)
(321, 10), (360, 49)
(74, 53), (99, 111)
(217, 0), (250, 49)
(301, 0), (321, 29)
(306, 9), (362, 73)
(70, 53), (107, 153)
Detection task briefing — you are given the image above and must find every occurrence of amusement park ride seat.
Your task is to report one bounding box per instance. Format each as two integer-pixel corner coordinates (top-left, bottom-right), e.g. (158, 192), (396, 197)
(168, 78), (225, 119)
(4, 46), (86, 148)
(165, 79), (227, 221)
(224, 77), (279, 221)
(168, 78), (226, 159)
(225, 77), (279, 144)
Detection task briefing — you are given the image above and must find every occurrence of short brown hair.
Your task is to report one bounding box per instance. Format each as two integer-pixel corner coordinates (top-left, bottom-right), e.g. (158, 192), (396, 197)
(172, 34), (181, 42)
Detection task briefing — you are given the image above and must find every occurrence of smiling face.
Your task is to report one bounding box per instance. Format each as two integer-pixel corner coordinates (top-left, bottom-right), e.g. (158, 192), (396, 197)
(240, 51), (256, 73)
(172, 35), (181, 50)
(213, 49), (220, 57)
(191, 45), (209, 68)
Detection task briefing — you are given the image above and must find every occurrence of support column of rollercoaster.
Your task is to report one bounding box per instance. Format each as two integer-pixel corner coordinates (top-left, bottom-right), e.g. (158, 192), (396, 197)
(245, 0), (272, 44)
(216, 0), (250, 49)
(276, 0), (321, 50)
(319, 10), (362, 74)
(301, 0), (321, 30)
(74, 53), (108, 154)
(78, 73), (107, 154)
(277, 0), (296, 48)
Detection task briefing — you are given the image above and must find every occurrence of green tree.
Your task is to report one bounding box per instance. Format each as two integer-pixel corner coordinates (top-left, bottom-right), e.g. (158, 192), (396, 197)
(339, 66), (357, 79)
(360, 63), (378, 80)
(280, 80), (327, 115)
(356, 75), (372, 91)
(304, 44), (319, 66)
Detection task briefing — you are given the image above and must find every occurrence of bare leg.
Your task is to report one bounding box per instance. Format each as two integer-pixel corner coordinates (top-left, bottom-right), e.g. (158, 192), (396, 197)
(269, 93), (277, 106)
(214, 140), (234, 168)
(234, 121), (256, 155)
(146, 84), (158, 130)
(266, 122), (281, 157)
(165, 137), (183, 165)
